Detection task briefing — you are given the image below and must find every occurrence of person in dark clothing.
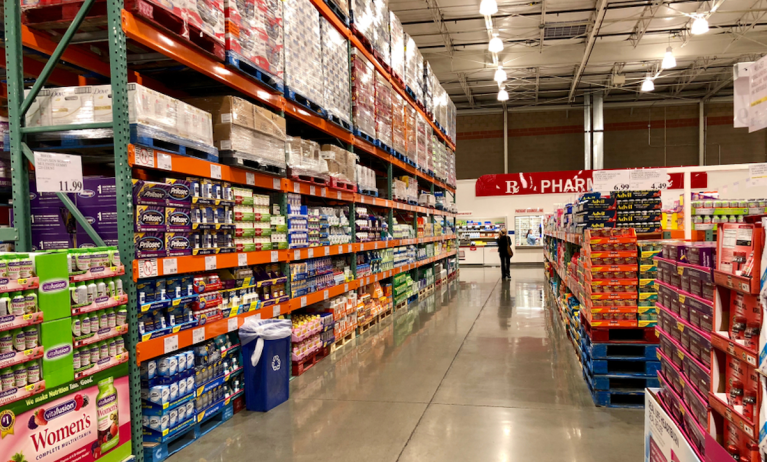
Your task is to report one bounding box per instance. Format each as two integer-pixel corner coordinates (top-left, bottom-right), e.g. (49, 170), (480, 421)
(497, 229), (512, 280)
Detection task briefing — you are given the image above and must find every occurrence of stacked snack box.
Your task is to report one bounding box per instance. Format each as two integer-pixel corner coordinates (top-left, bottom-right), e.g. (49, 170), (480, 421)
(321, 17), (352, 128)
(351, 49), (376, 139)
(637, 241), (660, 327)
(374, 70), (393, 149)
(392, 93), (406, 155)
(223, 0), (284, 83)
(614, 190), (663, 234)
(284, 0), (324, 106)
(389, 11), (405, 81)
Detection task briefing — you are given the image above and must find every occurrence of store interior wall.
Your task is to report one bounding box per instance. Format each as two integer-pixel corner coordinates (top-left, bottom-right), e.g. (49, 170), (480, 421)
(456, 103), (767, 179)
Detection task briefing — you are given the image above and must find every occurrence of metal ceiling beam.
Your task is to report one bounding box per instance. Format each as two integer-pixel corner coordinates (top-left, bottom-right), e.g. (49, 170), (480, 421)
(534, 67), (540, 102)
(568, 0), (609, 102)
(457, 72), (475, 108)
(673, 57), (711, 95)
(539, 0), (547, 52)
(703, 53), (763, 98)
(424, 0), (453, 56)
(628, 0), (664, 47)
(604, 62), (626, 97)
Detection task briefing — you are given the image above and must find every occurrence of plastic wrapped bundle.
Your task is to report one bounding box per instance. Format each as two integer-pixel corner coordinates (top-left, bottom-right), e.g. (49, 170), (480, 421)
(416, 112), (430, 172)
(389, 12), (405, 81)
(391, 93), (406, 155)
(404, 105), (416, 162)
(447, 100), (456, 142)
(328, 0), (349, 18)
(447, 148), (456, 185)
(187, 95), (287, 169)
(321, 144), (357, 184)
(351, 49), (376, 138)
(352, 0), (374, 43)
(423, 61), (434, 114)
(284, 0), (324, 106)
(224, 0), (284, 83)
(404, 34), (423, 102)
(321, 16), (352, 127)
(186, 0), (225, 43)
(369, 0), (390, 66)
(356, 165), (377, 193)
(374, 71), (393, 149)
(287, 137), (329, 180)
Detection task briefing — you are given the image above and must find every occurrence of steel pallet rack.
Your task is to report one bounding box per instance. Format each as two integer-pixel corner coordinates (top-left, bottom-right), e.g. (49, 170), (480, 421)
(2, 0), (459, 458)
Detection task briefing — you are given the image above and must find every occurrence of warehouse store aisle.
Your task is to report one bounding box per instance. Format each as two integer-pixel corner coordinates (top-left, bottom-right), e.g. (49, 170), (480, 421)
(171, 267), (644, 462)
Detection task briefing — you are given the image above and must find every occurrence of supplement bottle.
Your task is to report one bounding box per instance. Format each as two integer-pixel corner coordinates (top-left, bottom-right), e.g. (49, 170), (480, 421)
(97, 376), (120, 452)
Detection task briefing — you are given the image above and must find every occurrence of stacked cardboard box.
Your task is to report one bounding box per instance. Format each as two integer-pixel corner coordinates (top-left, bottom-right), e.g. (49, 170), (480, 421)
(286, 137), (328, 180)
(284, 0), (324, 106)
(187, 96), (287, 169)
(321, 145), (357, 184)
(321, 16), (352, 127)
(224, 0), (284, 82)
(416, 112), (430, 172)
(351, 49), (376, 138)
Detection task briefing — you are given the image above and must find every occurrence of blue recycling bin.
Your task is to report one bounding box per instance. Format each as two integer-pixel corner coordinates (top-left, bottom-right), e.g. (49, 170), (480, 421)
(239, 318), (291, 412)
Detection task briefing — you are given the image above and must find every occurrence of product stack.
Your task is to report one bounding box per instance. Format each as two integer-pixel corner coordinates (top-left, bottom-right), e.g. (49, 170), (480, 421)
(351, 49), (377, 140)
(321, 144), (358, 188)
(316, 291), (357, 347)
(637, 241), (660, 327)
(320, 17), (352, 129)
(284, 0), (324, 107)
(187, 96), (287, 171)
(393, 271), (414, 308)
(356, 281), (390, 328)
(404, 34), (424, 103)
(223, 0), (284, 85)
(355, 206), (387, 242)
(356, 165), (378, 196)
(375, 71), (394, 151)
(687, 197), (766, 231)
(307, 206), (352, 246)
(405, 105), (417, 164)
(290, 313), (323, 375)
(423, 61), (434, 115)
(289, 256), (352, 298)
(416, 113), (431, 173)
(392, 93), (406, 156)
(389, 12), (405, 83)
(286, 137), (328, 182)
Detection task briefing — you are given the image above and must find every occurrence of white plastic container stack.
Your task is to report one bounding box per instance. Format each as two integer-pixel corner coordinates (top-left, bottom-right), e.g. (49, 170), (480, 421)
(389, 11), (405, 82)
(284, 0), (324, 107)
(321, 16), (352, 127)
(404, 34), (424, 102)
(224, 0), (284, 84)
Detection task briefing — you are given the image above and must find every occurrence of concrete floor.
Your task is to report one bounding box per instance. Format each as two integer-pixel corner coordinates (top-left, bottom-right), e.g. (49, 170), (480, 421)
(172, 267), (644, 462)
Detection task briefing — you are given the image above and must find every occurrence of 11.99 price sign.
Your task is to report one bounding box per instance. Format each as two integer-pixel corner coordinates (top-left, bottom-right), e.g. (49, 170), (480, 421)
(33, 151), (84, 193)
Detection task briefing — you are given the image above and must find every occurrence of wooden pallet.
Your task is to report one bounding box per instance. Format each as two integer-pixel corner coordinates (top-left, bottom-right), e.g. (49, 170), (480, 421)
(330, 330), (355, 353)
(288, 169), (329, 186)
(291, 350), (318, 377)
(358, 314), (380, 334)
(329, 176), (357, 192)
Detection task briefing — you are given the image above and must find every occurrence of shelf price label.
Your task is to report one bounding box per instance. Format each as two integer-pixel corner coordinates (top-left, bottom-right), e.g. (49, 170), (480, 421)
(138, 259), (158, 279)
(157, 153), (172, 170)
(273, 305), (281, 318)
(294, 250), (301, 260)
(310, 186), (316, 196)
(192, 327), (205, 344)
(294, 183), (301, 193)
(33, 151), (83, 193)
(163, 258), (178, 275)
(164, 335), (179, 353)
(321, 188), (327, 197)
(246, 173), (255, 186)
(337, 191), (342, 199)
(205, 256), (217, 271)
(592, 170), (631, 192)
(308, 248), (314, 258)
(324, 290), (329, 300)
(238, 253), (248, 267)
(210, 164), (222, 180)
(228, 317), (238, 332)
(630, 169), (668, 190)
(325, 247), (330, 256)
(271, 251), (279, 262)
(134, 146), (154, 167)
(273, 178), (281, 190)
(300, 297), (307, 308)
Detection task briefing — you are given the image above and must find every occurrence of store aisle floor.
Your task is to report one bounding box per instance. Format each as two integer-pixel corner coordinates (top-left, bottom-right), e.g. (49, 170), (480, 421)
(171, 267), (644, 462)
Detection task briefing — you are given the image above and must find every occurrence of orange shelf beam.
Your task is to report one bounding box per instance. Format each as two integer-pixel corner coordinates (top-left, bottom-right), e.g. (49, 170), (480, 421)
(290, 244), (355, 260)
(283, 179), (356, 202)
(132, 250), (289, 281)
(288, 280), (359, 311)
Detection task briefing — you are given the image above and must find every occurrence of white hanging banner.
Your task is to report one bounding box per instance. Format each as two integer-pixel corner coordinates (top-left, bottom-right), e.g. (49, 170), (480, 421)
(34, 152), (83, 192)
(748, 163), (767, 186)
(629, 169), (669, 190)
(749, 55), (767, 132)
(591, 170), (630, 192)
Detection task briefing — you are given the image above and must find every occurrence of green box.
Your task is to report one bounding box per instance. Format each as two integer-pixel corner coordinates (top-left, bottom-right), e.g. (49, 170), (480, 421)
(41, 317), (74, 388)
(32, 251), (70, 320)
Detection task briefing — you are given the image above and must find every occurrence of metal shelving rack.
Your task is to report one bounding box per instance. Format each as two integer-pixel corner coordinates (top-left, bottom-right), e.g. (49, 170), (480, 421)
(3, 0), (459, 459)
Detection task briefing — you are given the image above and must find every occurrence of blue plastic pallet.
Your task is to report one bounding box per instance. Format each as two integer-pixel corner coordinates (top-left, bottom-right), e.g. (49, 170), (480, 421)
(586, 343), (658, 360)
(224, 52), (284, 93)
(585, 356), (660, 377)
(353, 128), (376, 145)
(584, 370), (645, 409)
(404, 85), (418, 102)
(377, 140), (394, 155)
(144, 403), (233, 462)
(284, 86), (326, 118)
(589, 373), (659, 391)
(359, 188), (378, 197)
(130, 125), (220, 162)
(326, 113), (352, 132)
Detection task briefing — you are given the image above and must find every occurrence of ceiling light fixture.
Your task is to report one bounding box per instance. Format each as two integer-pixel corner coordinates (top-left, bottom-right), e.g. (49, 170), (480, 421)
(479, 0), (498, 16)
(498, 88), (509, 101)
(641, 75), (655, 92)
(494, 66), (507, 83)
(691, 15), (709, 35)
(661, 46), (676, 69)
(488, 33), (504, 53)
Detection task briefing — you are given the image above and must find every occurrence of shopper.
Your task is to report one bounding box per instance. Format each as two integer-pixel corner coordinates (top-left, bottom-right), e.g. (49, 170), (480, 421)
(496, 229), (512, 280)
(526, 229), (536, 246)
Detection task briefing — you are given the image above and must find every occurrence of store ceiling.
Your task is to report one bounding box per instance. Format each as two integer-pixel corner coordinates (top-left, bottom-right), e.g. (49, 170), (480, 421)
(388, 0), (767, 111)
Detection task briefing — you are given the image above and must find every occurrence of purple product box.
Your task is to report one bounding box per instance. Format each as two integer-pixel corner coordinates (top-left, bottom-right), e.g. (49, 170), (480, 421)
(658, 307), (674, 335)
(76, 223), (119, 248)
(31, 231), (73, 251)
(683, 354), (710, 399)
(687, 242), (716, 269)
(164, 179), (193, 207)
(29, 190), (69, 208)
(166, 207), (192, 232)
(80, 207), (118, 229)
(659, 350), (684, 395)
(681, 404), (706, 456)
(658, 282), (677, 309)
(135, 205), (167, 232)
(680, 293), (713, 332)
(658, 328), (676, 359)
(682, 265), (714, 302)
(75, 177), (117, 207)
(166, 233), (192, 256)
(663, 241), (688, 262)
(682, 376), (710, 429)
(679, 323), (690, 352)
(135, 232), (166, 258)
(687, 326), (711, 369)
(133, 179), (169, 206)
(31, 207), (73, 233)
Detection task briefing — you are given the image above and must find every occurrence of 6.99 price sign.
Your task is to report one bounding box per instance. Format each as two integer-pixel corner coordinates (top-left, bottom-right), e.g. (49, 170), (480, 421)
(33, 151), (84, 193)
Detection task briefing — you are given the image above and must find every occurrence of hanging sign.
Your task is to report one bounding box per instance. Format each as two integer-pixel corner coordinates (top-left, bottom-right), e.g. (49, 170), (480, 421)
(33, 152), (83, 193)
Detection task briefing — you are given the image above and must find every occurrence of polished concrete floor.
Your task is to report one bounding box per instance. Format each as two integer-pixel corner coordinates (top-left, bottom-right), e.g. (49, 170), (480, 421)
(172, 267), (644, 462)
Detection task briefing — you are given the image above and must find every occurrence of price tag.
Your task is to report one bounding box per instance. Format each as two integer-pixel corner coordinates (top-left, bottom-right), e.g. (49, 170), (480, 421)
(246, 173), (255, 186)
(310, 186), (316, 195)
(163, 258), (178, 275)
(254, 313), (261, 320)
(33, 151), (83, 192)
(347, 244), (352, 253)
(325, 247), (330, 256)
(134, 146), (154, 167)
(210, 164), (222, 180)
(337, 191), (342, 199)
(238, 253), (248, 267)
(228, 317), (238, 332)
(630, 169), (668, 190)
(273, 305), (281, 317)
(321, 188), (327, 197)
(308, 248), (314, 258)
(157, 153), (172, 170)
(338, 245), (343, 254)
(344, 283), (349, 291)
(375, 242), (379, 249)
(192, 328), (205, 344)
(164, 335), (179, 353)
(294, 183), (301, 193)
(271, 251), (279, 262)
(138, 259), (158, 279)
(294, 250), (301, 260)
(366, 277), (370, 285)
(205, 256), (217, 271)
(300, 297), (307, 308)
(360, 195), (365, 203)
(273, 178), (281, 190)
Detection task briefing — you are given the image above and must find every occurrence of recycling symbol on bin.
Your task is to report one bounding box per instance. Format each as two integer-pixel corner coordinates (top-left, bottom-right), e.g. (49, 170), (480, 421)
(271, 355), (281, 371)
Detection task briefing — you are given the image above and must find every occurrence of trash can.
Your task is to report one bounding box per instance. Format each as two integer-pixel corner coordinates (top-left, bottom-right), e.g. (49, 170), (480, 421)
(238, 318), (292, 411)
